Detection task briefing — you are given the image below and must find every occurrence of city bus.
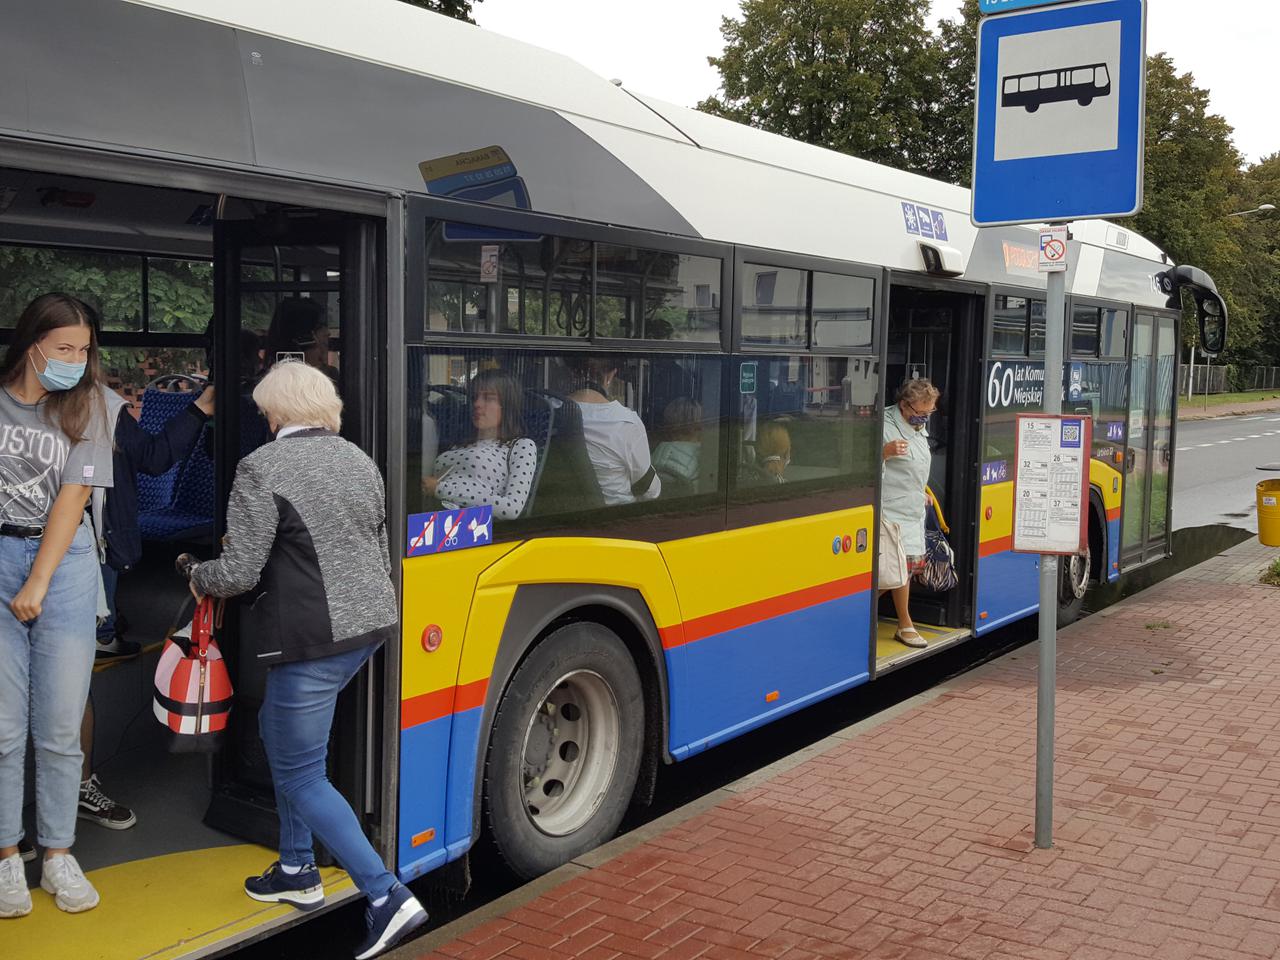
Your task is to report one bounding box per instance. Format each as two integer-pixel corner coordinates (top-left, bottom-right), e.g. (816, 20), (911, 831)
(0, 1), (1227, 957)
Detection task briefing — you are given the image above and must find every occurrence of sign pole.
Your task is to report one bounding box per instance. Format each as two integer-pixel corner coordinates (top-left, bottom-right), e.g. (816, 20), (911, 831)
(1035, 255), (1066, 849)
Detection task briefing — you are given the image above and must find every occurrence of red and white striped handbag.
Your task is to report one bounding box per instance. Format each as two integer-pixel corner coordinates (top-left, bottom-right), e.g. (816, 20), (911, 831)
(152, 598), (233, 752)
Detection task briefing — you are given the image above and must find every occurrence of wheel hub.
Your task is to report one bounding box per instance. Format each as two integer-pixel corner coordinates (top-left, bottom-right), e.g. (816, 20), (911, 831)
(521, 669), (620, 837)
(1063, 548), (1090, 601)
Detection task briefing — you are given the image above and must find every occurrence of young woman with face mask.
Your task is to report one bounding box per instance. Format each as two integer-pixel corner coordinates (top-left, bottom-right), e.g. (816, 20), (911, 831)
(0, 294), (115, 919)
(878, 377), (940, 650)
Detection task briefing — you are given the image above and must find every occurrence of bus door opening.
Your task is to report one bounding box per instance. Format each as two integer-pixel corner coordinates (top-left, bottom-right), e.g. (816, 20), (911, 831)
(0, 170), (388, 955)
(206, 211), (383, 853)
(880, 285), (982, 639)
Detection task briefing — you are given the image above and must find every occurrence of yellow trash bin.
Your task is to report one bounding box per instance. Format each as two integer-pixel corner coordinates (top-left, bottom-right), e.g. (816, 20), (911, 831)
(1259, 479), (1280, 547)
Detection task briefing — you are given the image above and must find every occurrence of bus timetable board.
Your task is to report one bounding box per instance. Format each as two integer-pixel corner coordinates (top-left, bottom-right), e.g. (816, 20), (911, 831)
(1012, 414), (1092, 555)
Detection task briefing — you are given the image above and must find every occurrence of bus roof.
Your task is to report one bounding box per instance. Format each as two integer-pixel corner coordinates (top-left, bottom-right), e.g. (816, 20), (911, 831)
(3, 0), (1172, 306)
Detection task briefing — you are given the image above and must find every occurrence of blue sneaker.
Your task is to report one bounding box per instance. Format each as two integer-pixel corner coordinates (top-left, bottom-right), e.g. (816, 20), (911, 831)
(244, 861), (324, 911)
(353, 883), (428, 959)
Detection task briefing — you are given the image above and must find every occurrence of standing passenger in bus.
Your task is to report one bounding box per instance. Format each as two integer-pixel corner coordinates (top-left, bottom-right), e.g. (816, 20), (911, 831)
(421, 370), (538, 519)
(0, 294), (114, 919)
(880, 379), (940, 649)
(182, 362), (427, 959)
(568, 356), (661, 505)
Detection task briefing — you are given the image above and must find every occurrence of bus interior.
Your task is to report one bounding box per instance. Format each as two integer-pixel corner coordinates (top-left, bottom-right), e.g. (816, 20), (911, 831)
(1, 166), (384, 956)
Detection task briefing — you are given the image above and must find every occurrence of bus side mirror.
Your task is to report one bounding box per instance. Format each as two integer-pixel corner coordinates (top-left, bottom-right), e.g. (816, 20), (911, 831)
(1163, 264), (1229, 358)
(1195, 291), (1227, 357)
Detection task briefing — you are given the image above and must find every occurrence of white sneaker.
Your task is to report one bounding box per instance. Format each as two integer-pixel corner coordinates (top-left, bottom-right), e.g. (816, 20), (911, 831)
(0, 852), (32, 919)
(40, 853), (99, 913)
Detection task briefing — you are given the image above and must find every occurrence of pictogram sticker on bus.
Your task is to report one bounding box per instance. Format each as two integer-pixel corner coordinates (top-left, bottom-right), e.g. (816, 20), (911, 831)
(1001, 62), (1111, 113)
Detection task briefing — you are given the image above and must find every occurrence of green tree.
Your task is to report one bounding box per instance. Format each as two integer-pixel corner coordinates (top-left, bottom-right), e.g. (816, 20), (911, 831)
(1229, 154), (1280, 367)
(698, 0), (943, 176)
(931, 0), (982, 186)
(1121, 54), (1248, 358)
(398, 0), (481, 24)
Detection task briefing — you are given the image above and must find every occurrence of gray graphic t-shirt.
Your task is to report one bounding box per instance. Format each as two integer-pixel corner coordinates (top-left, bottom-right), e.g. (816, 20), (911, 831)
(0, 387), (114, 526)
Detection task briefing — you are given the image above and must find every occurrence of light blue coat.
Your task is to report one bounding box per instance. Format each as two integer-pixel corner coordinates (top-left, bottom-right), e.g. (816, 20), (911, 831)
(881, 404), (931, 557)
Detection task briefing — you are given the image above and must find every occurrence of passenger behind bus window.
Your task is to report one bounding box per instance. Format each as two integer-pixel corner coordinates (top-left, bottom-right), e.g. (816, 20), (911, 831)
(651, 397), (702, 497)
(567, 356), (661, 505)
(754, 420), (792, 484)
(262, 298), (337, 381)
(420, 370), (537, 520)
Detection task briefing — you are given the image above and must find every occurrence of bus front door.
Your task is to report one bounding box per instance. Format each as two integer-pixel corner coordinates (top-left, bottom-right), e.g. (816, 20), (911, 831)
(1120, 312), (1178, 567)
(204, 211), (384, 852)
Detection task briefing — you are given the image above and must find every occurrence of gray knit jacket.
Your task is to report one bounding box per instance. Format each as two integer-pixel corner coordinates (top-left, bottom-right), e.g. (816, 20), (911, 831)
(191, 429), (398, 664)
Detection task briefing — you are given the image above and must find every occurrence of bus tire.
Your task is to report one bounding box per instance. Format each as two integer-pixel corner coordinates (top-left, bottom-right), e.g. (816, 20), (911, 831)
(483, 621), (644, 880)
(1057, 548), (1090, 625)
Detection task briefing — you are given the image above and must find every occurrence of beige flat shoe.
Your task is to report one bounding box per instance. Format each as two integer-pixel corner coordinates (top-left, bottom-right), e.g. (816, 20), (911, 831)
(894, 628), (928, 649)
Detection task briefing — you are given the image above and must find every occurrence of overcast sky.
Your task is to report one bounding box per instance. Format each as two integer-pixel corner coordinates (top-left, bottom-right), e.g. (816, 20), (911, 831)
(473, 0), (1276, 166)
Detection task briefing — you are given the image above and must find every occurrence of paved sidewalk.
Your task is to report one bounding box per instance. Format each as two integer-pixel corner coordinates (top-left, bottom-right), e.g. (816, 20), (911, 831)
(407, 538), (1280, 960)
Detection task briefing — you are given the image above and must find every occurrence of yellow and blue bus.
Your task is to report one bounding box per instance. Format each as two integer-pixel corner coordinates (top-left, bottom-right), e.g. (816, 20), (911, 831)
(0, 1), (1226, 957)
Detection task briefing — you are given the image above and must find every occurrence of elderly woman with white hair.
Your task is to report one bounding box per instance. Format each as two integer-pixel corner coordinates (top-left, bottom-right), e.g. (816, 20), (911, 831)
(179, 361), (427, 960)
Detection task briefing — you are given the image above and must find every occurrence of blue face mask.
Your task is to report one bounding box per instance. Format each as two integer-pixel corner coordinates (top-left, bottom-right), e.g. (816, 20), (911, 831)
(907, 414), (929, 429)
(32, 344), (86, 392)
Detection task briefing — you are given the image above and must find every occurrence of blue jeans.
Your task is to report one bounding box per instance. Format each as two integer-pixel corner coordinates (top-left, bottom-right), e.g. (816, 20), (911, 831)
(0, 525), (99, 849)
(258, 643), (394, 900)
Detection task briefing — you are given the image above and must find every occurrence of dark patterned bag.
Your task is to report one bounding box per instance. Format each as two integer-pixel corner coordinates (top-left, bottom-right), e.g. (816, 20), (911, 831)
(915, 493), (959, 593)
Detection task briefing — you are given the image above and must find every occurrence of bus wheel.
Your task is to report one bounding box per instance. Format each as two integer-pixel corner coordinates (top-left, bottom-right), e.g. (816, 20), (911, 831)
(484, 622), (644, 880)
(1058, 548), (1090, 625)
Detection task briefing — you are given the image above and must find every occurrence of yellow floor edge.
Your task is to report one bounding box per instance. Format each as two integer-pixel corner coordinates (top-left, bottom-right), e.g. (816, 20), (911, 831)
(0, 844), (353, 960)
(875, 618), (970, 664)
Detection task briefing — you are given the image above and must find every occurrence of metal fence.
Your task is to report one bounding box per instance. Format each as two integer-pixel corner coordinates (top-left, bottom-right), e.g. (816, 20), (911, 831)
(1181, 364), (1280, 395)
(1181, 364), (1228, 395)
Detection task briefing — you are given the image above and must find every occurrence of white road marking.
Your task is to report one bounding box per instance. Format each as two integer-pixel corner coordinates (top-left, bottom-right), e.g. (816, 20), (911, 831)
(1198, 443), (1215, 447)
(1268, 417), (1280, 422)
(1177, 447), (1190, 452)
(1242, 416), (1265, 421)
(1248, 435), (1263, 439)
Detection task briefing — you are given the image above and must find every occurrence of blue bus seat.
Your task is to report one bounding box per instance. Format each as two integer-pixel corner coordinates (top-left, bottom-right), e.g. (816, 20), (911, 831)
(526, 389), (604, 516)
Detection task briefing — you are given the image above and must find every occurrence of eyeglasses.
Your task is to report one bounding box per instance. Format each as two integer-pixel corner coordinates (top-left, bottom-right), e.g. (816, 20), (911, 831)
(762, 454), (791, 466)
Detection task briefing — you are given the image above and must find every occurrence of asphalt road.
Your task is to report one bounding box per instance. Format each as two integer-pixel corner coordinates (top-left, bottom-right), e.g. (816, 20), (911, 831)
(1173, 412), (1280, 530)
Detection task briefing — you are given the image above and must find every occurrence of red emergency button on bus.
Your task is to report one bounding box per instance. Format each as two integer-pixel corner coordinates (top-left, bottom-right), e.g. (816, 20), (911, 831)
(985, 506), (993, 521)
(422, 624), (443, 653)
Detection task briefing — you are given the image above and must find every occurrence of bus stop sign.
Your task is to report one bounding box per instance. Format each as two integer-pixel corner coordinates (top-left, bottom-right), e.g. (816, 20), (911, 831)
(971, 0), (1146, 226)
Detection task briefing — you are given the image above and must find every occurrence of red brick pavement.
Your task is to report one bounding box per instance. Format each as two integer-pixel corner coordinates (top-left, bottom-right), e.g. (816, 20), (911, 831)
(413, 543), (1280, 959)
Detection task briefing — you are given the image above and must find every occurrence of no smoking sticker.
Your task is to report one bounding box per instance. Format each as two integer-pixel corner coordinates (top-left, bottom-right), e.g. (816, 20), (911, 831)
(1039, 226), (1068, 273)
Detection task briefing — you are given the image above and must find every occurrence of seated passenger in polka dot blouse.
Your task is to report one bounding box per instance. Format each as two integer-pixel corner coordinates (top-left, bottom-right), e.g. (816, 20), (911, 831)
(421, 370), (537, 520)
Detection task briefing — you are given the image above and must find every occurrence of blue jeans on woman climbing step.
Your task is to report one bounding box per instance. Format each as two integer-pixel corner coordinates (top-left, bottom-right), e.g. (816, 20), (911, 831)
(257, 642), (395, 900)
(0, 524), (99, 850)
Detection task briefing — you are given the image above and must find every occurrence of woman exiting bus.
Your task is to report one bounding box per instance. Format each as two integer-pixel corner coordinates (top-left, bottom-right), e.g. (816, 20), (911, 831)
(879, 378), (940, 649)
(181, 361), (427, 960)
(0, 294), (115, 919)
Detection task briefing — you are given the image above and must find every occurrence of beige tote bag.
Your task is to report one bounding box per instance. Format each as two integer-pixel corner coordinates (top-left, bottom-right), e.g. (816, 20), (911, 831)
(878, 519), (908, 590)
